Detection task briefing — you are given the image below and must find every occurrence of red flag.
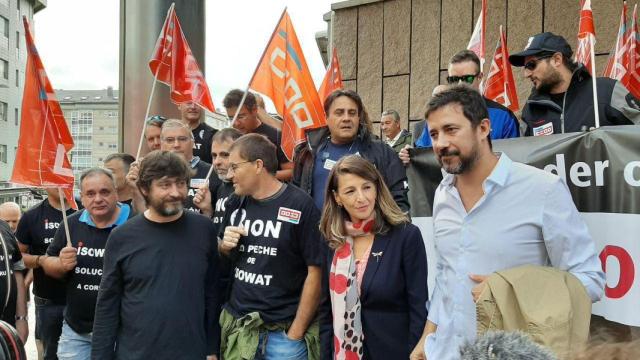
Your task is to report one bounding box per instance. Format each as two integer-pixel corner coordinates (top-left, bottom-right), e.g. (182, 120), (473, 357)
(249, 10), (325, 161)
(603, 2), (629, 79)
(149, 6), (215, 112)
(483, 26), (519, 113)
(467, 0), (487, 68)
(11, 17), (77, 209)
(622, 5), (640, 98)
(575, 0), (597, 75)
(318, 47), (343, 106)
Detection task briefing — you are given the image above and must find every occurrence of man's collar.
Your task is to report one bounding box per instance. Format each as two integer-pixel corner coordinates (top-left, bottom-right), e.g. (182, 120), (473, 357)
(387, 129), (402, 143)
(79, 203), (130, 228)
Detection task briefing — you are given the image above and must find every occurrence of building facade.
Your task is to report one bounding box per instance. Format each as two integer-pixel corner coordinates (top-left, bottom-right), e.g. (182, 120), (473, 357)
(57, 88), (120, 182)
(0, 0), (46, 182)
(319, 0), (627, 136)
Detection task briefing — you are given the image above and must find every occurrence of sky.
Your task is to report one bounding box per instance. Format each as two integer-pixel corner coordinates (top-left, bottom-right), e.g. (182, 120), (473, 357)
(34, 0), (335, 112)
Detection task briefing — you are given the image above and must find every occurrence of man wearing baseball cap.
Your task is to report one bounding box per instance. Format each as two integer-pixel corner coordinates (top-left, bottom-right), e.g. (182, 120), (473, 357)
(509, 32), (640, 136)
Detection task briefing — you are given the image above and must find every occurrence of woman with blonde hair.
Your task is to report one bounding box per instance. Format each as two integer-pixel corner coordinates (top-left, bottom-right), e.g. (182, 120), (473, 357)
(319, 155), (428, 359)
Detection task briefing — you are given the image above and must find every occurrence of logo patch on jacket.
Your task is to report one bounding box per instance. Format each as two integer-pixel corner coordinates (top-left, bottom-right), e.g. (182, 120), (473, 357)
(532, 122), (554, 136)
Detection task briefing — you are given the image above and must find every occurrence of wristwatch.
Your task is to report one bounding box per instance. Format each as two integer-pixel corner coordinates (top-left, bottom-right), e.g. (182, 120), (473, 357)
(15, 315), (27, 321)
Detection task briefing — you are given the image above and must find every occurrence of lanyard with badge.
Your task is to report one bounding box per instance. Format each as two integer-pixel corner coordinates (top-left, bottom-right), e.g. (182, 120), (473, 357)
(321, 137), (358, 171)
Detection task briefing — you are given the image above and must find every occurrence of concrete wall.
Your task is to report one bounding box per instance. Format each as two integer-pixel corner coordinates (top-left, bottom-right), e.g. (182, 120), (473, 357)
(328, 0), (628, 135)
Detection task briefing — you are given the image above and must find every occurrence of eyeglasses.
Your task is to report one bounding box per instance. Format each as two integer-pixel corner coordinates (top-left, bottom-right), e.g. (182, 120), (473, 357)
(146, 115), (167, 125)
(228, 160), (254, 173)
(161, 136), (191, 144)
(446, 74), (479, 85)
(523, 55), (553, 71)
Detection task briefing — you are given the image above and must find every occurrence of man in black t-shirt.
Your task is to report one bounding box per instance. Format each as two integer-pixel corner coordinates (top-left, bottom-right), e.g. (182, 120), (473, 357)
(223, 89), (293, 181)
(0, 220), (28, 342)
(41, 168), (131, 360)
(16, 188), (75, 360)
(160, 119), (220, 215)
(92, 151), (220, 360)
(179, 101), (217, 164)
(218, 134), (322, 359)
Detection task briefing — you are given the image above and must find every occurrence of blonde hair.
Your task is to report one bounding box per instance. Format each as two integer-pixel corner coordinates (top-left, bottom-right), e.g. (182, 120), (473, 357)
(161, 119), (194, 139)
(319, 155), (409, 249)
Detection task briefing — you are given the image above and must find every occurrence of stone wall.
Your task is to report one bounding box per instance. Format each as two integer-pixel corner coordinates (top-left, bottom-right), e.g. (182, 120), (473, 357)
(329, 0), (627, 136)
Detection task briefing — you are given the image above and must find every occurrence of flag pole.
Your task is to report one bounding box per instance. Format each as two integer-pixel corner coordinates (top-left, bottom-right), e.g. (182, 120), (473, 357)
(204, 7), (288, 184)
(135, 3), (176, 160)
(58, 187), (72, 248)
(590, 36), (600, 128)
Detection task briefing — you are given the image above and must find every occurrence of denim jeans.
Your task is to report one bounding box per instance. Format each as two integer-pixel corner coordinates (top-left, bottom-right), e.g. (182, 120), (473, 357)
(254, 330), (308, 360)
(35, 298), (65, 360)
(57, 320), (92, 360)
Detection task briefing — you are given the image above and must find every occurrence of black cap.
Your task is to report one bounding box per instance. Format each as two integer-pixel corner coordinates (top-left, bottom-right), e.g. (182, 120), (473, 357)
(509, 32), (573, 67)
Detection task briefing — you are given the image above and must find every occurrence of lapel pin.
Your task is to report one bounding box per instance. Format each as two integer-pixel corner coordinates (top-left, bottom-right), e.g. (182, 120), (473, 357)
(372, 251), (383, 262)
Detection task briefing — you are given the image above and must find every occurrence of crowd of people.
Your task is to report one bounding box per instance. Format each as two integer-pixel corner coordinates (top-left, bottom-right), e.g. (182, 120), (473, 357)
(0, 31), (638, 360)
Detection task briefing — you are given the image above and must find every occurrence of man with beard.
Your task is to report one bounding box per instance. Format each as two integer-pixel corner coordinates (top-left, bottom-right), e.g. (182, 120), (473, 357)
(91, 151), (220, 360)
(509, 32), (640, 136)
(193, 127), (242, 233)
(179, 101), (217, 164)
(409, 86), (604, 360)
(42, 168), (131, 359)
(158, 119), (219, 214)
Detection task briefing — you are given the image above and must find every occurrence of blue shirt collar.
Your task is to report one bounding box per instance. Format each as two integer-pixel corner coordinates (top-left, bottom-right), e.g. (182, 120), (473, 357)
(79, 203), (130, 228)
(190, 156), (201, 168)
(441, 152), (512, 188)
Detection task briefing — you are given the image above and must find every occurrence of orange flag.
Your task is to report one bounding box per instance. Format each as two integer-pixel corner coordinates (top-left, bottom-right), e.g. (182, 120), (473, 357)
(318, 47), (343, 106)
(149, 5), (215, 112)
(11, 17), (77, 209)
(483, 26), (519, 112)
(622, 5), (640, 99)
(468, 0), (487, 68)
(249, 9), (325, 160)
(603, 1), (628, 79)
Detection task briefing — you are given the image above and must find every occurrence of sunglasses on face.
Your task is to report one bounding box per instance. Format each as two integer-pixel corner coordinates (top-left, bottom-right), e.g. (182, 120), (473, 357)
(446, 74), (479, 85)
(523, 55), (553, 71)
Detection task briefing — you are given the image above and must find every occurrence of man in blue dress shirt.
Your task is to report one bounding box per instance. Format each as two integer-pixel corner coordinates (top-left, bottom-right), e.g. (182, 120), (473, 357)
(410, 85), (604, 360)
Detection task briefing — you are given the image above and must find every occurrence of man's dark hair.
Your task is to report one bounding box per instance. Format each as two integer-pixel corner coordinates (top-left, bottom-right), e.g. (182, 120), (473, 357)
(324, 89), (372, 135)
(229, 134), (278, 175)
(80, 168), (116, 190)
(212, 127), (242, 144)
(223, 89), (257, 111)
(425, 85), (492, 148)
(450, 50), (481, 73)
(136, 151), (192, 201)
(103, 153), (136, 172)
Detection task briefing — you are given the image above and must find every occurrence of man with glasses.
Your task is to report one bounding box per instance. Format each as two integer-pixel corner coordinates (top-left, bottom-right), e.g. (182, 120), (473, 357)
(159, 120), (219, 214)
(509, 32), (640, 136)
(412, 50), (519, 149)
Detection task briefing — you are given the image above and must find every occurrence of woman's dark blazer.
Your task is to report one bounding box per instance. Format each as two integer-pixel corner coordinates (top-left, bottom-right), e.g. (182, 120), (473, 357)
(319, 223), (429, 359)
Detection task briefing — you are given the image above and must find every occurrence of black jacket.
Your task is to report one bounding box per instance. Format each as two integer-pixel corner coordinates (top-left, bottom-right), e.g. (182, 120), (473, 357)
(522, 65), (640, 136)
(292, 126), (410, 212)
(319, 224), (428, 359)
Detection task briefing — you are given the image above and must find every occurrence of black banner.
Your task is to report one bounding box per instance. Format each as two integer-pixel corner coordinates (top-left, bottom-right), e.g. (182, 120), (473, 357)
(408, 125), (640, 217)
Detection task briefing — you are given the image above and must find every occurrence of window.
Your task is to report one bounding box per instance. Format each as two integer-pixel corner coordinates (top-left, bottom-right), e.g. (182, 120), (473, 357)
(0, 144), (6, 163)
(0, 102), (7, 122)
(17, 0), (20, 11)
(15, 69), (18, 87)
(0, 60), (8, 80)
(14, 108), (17, 125)
(15, 31), (18, 49)
(0, 16), (7, 38)
(108, 144), (117, 149)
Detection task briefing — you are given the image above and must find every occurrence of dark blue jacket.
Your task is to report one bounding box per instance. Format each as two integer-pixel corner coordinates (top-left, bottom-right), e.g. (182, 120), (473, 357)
(415, 97), (520, 147)
(319, 223), (428, 359)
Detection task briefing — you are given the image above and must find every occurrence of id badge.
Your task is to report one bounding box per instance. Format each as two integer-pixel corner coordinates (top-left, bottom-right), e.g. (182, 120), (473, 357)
(190, 178), (206, 188)
(324, 158), (336, 170)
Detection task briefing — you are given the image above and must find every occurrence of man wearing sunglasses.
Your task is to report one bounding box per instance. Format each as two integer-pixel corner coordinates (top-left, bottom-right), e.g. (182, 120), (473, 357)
(412, 50), (520, 149)
(509, 32), (640, 136)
